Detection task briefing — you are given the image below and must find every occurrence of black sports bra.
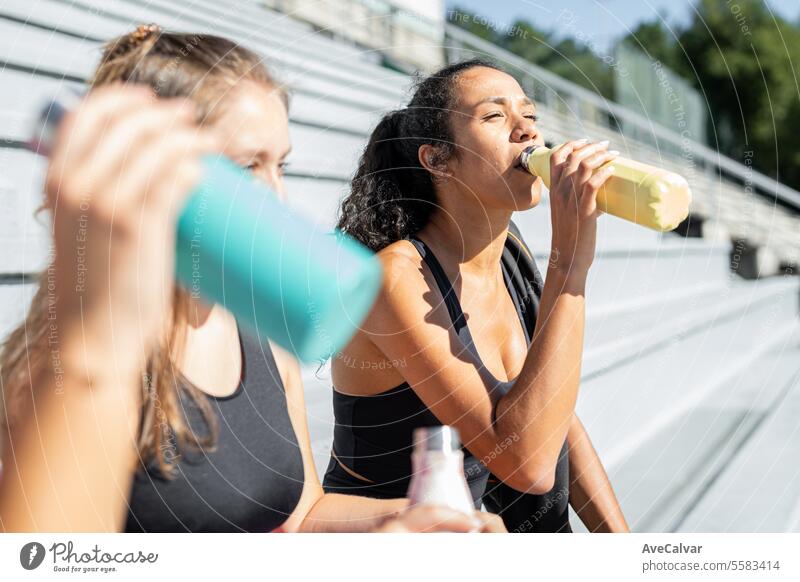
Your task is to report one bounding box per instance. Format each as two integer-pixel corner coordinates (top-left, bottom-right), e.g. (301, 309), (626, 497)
(323, 222), (572, 532)
(125, 323), (305, 532)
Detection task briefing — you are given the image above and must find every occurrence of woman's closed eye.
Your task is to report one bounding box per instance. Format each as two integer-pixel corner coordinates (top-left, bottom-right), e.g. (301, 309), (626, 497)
(242, 161), (288, 173)
(482, 112), (539, 123)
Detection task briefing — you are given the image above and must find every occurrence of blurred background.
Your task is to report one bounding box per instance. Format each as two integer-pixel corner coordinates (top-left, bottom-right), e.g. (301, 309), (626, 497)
(1, 0), (798, 532)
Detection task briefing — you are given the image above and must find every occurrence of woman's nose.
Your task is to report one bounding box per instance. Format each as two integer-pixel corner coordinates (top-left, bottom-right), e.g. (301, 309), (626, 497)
(511, 118), (538, 144)
(253, 169), (287, 202)
(267, 172), (287, 203)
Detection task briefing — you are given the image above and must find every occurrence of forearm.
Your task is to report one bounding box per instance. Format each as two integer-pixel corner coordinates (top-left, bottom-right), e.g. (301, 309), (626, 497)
(495, 266), (587, 469)
(298, 493), (408, 533)
(567, 414), (628, 533)
(0, 335), (140, 532)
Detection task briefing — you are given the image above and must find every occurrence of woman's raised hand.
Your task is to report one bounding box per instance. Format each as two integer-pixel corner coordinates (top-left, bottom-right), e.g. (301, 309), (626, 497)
(44, 85), (220, 380)
(546, 139), (618, 274)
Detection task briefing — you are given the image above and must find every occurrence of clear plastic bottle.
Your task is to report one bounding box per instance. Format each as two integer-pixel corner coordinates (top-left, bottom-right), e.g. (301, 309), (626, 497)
(407, 426), (474, 515)
(519, 144), (692, 232)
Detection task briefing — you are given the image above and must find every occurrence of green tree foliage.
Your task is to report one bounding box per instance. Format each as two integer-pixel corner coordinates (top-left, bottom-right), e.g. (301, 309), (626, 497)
(447, 8), (614, 98)
(623, 0), (800, 191)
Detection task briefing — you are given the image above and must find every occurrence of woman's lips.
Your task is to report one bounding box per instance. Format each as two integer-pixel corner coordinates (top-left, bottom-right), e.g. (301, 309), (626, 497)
(512, 149), (533, 173)
(512, 159), (534, 175)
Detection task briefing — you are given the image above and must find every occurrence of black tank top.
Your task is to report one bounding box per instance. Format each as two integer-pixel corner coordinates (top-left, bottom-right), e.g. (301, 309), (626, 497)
(323, 221), (572, 532)
(126, 323), (304, 532)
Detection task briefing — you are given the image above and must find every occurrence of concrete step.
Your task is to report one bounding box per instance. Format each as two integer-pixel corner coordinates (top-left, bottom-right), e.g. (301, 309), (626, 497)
(577, 277), (800, 471)
(0, 68), (377, 148)
(120, 0), (409, 89)
(609, 332), (800, 532)
(175, 0), (410, 86)
(581, 276), (796, 379)
(0, 6), (406, 112)
(0, 282), (38, 342)
(583, 280), (729, 367)
(539, 236), (733, 311)
(0, 18), (99, 80)
(676, 354), (800, 532)
(0, 149), (50, 275)
(2, 0), (410, 98)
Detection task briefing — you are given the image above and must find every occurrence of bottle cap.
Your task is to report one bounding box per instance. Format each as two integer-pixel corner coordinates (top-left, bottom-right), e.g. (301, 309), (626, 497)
(27, 88), (84, 158)
(413, 425), (461, 452)
(517, 145), (540, 171)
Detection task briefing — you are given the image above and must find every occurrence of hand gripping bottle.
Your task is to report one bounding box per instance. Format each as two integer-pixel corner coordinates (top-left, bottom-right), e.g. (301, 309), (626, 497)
(29, 93), (382, 363)
(518, 144), (692, 231)
(407, 426), (475, 515)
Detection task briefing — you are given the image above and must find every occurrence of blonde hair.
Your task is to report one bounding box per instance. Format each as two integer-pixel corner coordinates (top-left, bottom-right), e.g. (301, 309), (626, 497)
(0, 25), (287, 476)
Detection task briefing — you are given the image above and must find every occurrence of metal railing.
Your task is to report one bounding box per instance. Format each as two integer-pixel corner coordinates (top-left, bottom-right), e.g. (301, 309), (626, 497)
(263, 0), (446, 71)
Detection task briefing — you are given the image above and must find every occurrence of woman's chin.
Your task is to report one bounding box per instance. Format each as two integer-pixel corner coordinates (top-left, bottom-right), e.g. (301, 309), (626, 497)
(530, 181), (543, 206)
(515, 178), (542, 210)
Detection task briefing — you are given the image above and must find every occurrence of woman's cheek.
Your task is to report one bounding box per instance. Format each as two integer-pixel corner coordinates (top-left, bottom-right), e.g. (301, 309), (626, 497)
(483, 146), (508, 177)
(476, 155), (504, 183)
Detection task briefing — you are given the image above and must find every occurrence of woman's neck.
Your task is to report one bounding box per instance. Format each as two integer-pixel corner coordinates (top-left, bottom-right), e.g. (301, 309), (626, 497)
(177, 298), (242, 398)
(417, 202), (513, 278)
(186, 296), (216, 328)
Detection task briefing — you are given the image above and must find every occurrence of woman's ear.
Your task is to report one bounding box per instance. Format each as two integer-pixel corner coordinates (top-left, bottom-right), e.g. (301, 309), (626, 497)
(418, 144), (451, 180)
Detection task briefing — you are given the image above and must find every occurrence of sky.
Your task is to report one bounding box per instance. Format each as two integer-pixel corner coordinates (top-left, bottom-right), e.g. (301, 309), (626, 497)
(444, 0), (800, 54)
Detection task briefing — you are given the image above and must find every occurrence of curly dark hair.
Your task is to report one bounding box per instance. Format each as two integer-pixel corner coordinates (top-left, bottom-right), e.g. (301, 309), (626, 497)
(336, 58), (505, 251)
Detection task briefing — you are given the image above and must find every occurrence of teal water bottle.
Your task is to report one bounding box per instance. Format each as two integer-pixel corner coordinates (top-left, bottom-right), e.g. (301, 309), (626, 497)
(30, 94), (382, 363)
(174, 155), (382, 362)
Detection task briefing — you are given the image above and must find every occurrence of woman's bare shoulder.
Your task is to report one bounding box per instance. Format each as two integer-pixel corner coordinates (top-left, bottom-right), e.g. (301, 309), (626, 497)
(364, 238), (450, 333)
(376, 238), (422, 267)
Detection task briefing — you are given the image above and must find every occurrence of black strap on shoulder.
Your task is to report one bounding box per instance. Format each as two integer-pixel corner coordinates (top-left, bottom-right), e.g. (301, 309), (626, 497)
(405, 237), (467, 330)
(407, 224), (542, 343)
(501, 219), (543, 342)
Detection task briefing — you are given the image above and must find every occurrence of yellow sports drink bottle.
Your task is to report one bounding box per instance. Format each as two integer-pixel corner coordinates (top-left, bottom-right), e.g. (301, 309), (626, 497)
(518, 144), (692, 232)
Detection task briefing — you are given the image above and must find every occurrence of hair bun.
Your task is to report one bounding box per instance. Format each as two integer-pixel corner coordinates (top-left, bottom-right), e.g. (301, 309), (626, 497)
(131, 23), (161, 45)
